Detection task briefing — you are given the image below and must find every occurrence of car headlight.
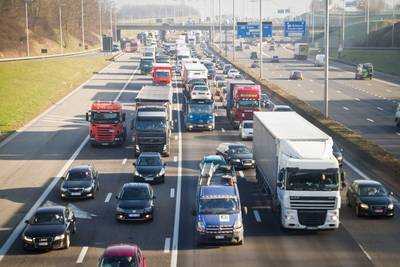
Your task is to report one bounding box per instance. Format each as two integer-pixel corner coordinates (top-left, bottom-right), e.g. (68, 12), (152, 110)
(83, 186), (93, 192)
(336, 156), (343, 162)
(54, 234), (65, 241)
(156, 169), (165, 177)
(388, 203), (394, 209)
(360, 203), (369, 209)
(197, 221), (205, 232)
(22, 235), (33, 242)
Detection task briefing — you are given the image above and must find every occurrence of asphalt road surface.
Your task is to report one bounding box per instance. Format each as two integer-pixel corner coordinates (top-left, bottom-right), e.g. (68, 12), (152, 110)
(0, 51), (399, 267)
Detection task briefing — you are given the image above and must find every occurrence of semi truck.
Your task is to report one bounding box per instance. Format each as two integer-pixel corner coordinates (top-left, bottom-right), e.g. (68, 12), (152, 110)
(153, 63), (173, 85)
(133, 85), (173, 157)
(139, 56), (154, 75)
(193, 163), (244, 245)
(184, 99), (215, 131)
(86, 101), (127, 146)
(226, 80), (258, 128)
(182, 63), (208, 88)
(294, 43), (309, 60)
(253, 112), (342, 230)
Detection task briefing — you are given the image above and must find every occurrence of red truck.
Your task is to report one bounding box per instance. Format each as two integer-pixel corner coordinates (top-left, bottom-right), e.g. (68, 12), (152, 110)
(130, 39), (139, 52)
(226, 80), (261, 128)
(153, 63), (173, 85)
(86, 101), (127, 146)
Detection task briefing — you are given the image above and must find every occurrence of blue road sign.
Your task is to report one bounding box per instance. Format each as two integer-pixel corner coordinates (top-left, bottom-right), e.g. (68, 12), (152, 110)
(284, 21), (306, 37)
(237, 22), (272, 38)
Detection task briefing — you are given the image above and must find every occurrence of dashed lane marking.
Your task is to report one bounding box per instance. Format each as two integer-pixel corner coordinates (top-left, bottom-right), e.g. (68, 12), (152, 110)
(170, 188), (175, 198)
(164, 238), (171, 253)
(366, 118), (375, 123)
(221, 128), (226, 132)
(355, 98), (361, 101)
(238, 171), (244, 177)
(358, 244), (372, 261)
(377, 107), (383, 111)
(76, 246), (89, 263)
(174, 156), (177, 162)
(253, 210), (262, 223)
(343, 107), (350, 111)
(104, 193), (112, 203)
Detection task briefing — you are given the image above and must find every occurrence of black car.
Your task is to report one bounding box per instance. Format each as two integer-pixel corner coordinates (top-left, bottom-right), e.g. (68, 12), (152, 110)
(346, 180), (394, 217)
(332, 143), (343, 167)
(116, 183), (155, 222)
(216, 143), (255, 169)
(260, 93), (271, 109)
(133, 152), (166, 183)
(22, 206), (76, 250)
(271, 55), (280, 63)
(60, 165), (99, 199)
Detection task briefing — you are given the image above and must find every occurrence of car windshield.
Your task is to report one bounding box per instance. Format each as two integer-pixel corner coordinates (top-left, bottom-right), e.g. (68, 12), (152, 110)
(238, 99), (259, 109)
(156, 71), (170, 78)
(67, 170), (92, 181)
(286, 171), (339, 191)
(31, 212), (64, 225)
(274, 106), (292, 112)
(138, 156), (162, 166)
(229, 146), (251, 154)
(243, 122), (253, 128)
(199, 198), (239, 214)
(144, 52), (153, 57)
(100, 256), (138, 267)
(359, 185), (388, 197)
(193, 86), (208, 91)
(136, 118), (166, 130)
(121, 187), (150, 200)
(188, 103), (213, 114)
(91, 112), (120, 124)
(189, 80), (206, 85)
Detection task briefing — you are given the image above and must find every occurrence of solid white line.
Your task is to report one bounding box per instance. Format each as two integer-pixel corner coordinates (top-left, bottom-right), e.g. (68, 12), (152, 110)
(376, 107), (383, 111)
(366, 118), (375, 123)
(238, 171), (244, 177)
(170, 75), (182, 267)
(122, 158), (127, 165)
(173, 156), (178, 162)
(343, 107), (350, 111)
(164, 237), (171, 253)
(104, 193), (112, 203)
(355, 98), (361, 101)
(253, 210), (261, 223)
(170, 188), (175, 198)
(221, 128), (225, 132)
(76, 246), (89, 263)
(358, 244), (372, 261)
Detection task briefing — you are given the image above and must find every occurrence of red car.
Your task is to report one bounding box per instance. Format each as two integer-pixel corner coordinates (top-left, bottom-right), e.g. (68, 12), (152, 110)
(98, 244), (147, 267)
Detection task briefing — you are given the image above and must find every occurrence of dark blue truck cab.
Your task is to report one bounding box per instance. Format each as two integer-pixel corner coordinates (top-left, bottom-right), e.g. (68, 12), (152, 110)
(184, 99), (215, 131)
(193, 163), (244, 245)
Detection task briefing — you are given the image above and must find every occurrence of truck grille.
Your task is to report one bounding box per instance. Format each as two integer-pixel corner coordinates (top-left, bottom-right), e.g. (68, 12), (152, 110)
(290, 196), (336, 210)
(96, 128), (113, 142)
(298, 210), (327, 227)
(205, 225), (233, 234)
(137, 136), (165, 144)
(243, 112), (253, 120)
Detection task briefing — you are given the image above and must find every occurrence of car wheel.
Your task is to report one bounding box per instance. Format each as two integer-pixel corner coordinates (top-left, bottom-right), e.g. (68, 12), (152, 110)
(64, 233), (70, 249)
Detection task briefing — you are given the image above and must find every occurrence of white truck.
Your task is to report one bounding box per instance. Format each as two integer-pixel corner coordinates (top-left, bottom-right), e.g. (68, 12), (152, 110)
(176, 47), (191, 62)
(294, 43), (309, 60)
(182, 63), (208, 86)
(253, 112), (341, 230)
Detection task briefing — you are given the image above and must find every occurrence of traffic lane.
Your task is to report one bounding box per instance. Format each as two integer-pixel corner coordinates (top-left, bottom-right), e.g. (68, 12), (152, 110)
(0, 53), (141, 246)
(0, 72), (177, 267)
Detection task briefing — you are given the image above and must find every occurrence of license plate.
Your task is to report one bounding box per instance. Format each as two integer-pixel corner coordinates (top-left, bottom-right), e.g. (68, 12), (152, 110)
(70, 192), (81, 196)
(38, 242), (48, 246)
(129, 214), (140, 218)
(145, 177), (154, 181)
(215, 235), (225, 240)
(375, 209), (383, 213)
(101, 143), (109, 146)
(197, 125), (204, 127)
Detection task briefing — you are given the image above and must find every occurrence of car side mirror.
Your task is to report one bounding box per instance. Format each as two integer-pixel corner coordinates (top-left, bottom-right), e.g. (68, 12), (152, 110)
(163, 163), (166, 167)
(122, 113), (126, 122)
(153, 196), (156, 199)
(277, 182), (283, 188)
(192, 209), (197, 216)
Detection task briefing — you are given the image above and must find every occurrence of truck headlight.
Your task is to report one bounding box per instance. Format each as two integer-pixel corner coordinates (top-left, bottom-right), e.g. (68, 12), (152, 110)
(388, 203), (394, 209)
(54, 234), (65, 241)
(134, 170), (141, 177)
(23, 235), (33, 242)
(196, 221), (205, 232)
(234, 219), (243, 230)
(189, 115), (194, 119)
(360, 203), (369, 209)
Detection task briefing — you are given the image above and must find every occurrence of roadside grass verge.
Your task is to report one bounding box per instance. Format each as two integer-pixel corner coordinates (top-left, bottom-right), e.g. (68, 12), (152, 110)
(0, 55), (111, 142)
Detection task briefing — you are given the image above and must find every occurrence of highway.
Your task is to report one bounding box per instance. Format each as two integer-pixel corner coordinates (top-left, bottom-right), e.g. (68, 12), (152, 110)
(0, 49), (399, 267)
(230, 44), (400, 158)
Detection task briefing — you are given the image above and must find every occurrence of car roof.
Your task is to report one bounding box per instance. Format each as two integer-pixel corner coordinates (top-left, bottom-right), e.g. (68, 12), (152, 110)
(102, 244), (138, 258)
(139, 152), (161, 157)
(36, 206), (65, 214)
(122, 183), (150, 189)
(204, 155), (224, 161)
(353, 179), (382, 186)
(69, 165), (92, 172)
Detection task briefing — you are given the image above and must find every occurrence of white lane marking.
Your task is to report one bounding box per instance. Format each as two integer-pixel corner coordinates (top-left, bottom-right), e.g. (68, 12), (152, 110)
(0, 57), (137, 263)
(243, 206), (248, 215)
(173, 156), (177, 162)
(104, 193), (112, 203)
(343, 107), (350, 111)
(355, 98), (361, 101)
(358, 244), (372, 261)
(377, 107), (383, 111)
(238, 171), (244, 177)
(174, 135), (178, 141)
(164, 237), (171, 253)
(0, 61), (115, 149)
(76, 246), (89, 263)
(396, 132), (400, 136)
(122, 158), (127, 165)
(170, 75), (182, 267)
(221, 128), (225, 132)
(253, 210), (261, 223)
(366, 118), (375, 123)
(336, 90), (342, 93)
(170, 188), (175, 198)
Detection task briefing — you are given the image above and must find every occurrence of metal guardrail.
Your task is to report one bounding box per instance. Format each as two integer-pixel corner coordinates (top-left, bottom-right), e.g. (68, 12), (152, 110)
(0, 48), (100, 63)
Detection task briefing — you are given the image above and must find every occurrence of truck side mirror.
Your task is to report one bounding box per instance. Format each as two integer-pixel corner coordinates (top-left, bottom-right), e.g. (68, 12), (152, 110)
(122, 113), (126, 122)
(131, 120), (135, 130)
(85, 112), (89, 122)
(192, 209), (197, 216)
(277, 182), (283, 188)
(132, 162), (136, 166)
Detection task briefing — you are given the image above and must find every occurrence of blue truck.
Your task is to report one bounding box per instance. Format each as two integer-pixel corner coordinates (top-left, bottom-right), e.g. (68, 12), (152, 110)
(184, 99), (215, 131)
(193, 163), (244, 245)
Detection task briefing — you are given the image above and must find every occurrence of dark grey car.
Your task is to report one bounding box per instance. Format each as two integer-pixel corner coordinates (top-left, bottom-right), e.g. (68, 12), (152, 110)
(133, 152), (166, 183)
(60, 165), (99, 199)
(216, 143), (255, 169)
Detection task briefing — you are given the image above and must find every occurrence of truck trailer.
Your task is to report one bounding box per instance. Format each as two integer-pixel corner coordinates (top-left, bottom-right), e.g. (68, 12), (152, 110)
(253, 112), (341, 230)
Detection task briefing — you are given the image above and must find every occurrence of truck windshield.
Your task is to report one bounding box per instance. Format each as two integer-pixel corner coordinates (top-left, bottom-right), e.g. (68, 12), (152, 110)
(199, 198), (238, 214)
(91, 112), (120, 124)
(286, 171), (339, 191)
(188, 104), (213, 114)
(136, 118), (166, 130)
(156, 71), (170, 78)
(238, 99), (259, 109)
(141, 59), (153, 65)
(144, 52), (153, 57)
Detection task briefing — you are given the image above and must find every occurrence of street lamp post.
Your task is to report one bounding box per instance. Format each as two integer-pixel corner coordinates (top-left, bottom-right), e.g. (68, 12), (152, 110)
(259, 0), (263, 79)
(99, 1), (103, 50)
(342, 0), (345, 47)
(312, 4), (315, 44)
(233, 0), (236, 61)
(59, 3), (63, 54)
(366, 0), (370, 46)
(392, 0), (396, 47)
(81, 0), (85, 50)
(324, 0), (330, 118)
(219, 0), (222, 51)
(24, 0), (32, 56)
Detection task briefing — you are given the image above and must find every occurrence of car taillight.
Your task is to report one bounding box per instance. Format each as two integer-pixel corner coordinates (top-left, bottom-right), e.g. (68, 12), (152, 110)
(206, 92), (210, 95)
(192, 92), (197, 95)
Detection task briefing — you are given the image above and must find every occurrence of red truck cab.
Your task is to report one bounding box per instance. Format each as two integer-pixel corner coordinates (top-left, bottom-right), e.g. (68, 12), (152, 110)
(86, 101), (126, 146)
(130, 39), (139, 52)
(231, 86), (261, 126)
(153, 63), (173, 85)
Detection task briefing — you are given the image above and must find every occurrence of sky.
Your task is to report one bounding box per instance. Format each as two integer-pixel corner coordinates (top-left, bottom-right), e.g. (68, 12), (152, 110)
(115, 0), (315, 18)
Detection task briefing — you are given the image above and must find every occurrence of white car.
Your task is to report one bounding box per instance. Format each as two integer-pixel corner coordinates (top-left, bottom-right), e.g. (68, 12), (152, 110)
(239, 120), (253, 140)
(227, 69), (240, 79)
(191, 85), (212, 100)
(272, 105), (293, 112)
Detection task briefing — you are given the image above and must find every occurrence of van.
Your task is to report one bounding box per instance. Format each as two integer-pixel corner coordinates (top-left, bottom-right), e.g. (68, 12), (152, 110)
(315, 54), (325, 67)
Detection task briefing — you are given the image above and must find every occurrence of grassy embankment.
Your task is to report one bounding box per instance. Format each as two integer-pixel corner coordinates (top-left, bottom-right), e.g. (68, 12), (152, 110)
(0, 55), (110, 141)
